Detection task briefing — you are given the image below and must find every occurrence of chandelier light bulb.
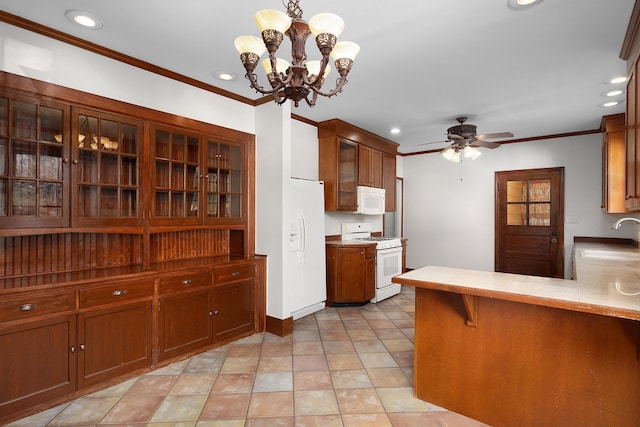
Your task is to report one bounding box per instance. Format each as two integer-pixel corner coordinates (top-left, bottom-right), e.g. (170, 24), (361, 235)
(254, 9), (291, 33)
(308, 13), (345, 37)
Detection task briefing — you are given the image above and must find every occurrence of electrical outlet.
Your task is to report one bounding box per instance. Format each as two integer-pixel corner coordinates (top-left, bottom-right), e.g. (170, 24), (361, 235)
(565, 215), (579, 224)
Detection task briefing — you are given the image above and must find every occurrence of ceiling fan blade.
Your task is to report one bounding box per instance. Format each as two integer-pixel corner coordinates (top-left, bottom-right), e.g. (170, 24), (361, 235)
(471, 139), (500, 149)
(476, 131), (514, 140)
(414, 139), (451, 147)
(447, 134), (464, 140)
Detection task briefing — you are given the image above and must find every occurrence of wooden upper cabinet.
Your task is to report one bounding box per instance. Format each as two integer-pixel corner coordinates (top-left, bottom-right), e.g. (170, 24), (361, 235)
(204, 139), (245, 224)
(72, 108), (143, 227)
(318, 119), (398, 212)
(0, 93), (70, 228)
(601, 114), (627, 213)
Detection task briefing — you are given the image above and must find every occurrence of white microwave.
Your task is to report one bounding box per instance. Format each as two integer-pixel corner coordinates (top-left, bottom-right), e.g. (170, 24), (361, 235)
(356, 186), (385, 215)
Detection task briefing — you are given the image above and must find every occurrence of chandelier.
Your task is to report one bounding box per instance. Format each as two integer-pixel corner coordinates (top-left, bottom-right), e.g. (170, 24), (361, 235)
(234, 0), (360, 107)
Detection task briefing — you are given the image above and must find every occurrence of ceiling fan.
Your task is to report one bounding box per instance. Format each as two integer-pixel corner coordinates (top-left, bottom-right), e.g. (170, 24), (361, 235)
(420, 116), (514, 162)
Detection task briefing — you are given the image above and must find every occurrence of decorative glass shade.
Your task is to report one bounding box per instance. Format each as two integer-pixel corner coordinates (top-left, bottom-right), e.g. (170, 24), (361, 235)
(306, 60), (331, 78)
(463, 146), (482, 160)
(308, 13), (344, 37)
(254, 9), (291, 33)
(442, 147), (460, 162)
(234, 36), (267, 55)
(261, 57), (291, 74)
(330, 41), (360, 61)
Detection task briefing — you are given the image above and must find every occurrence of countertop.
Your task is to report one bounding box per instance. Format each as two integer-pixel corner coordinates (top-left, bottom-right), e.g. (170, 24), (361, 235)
(393, 240), (640, 321)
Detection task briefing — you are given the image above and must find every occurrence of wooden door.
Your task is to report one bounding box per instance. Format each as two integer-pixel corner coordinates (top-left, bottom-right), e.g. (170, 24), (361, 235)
(495, 167), (564, 278)
(211, 280), (254, 343)
(0, 315), (76, 418)
(77, 301), (152, 388)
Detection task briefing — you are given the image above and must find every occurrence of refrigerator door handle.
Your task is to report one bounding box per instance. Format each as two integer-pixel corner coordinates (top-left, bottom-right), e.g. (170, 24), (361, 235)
(299, 214), (307, 263)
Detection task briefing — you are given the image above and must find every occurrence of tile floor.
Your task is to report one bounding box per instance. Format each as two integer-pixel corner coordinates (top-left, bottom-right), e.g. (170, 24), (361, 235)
(7, 286), (489, 427)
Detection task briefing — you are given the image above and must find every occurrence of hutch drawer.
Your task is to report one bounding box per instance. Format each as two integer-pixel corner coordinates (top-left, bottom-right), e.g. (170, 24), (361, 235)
(213, 263), (255, 284)
(0, 290), (76, 323)
(158, 271), (212, 294)
(79, 279), (154, 308)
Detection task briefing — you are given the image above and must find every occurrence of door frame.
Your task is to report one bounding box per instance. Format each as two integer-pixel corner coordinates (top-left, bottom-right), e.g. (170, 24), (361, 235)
(495, 167), (565, 278)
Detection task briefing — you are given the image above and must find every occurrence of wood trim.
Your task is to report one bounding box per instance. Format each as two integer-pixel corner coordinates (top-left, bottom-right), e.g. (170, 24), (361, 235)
(0, 11), (255, 106)
(318, 119), (399, 154)
(401, 128), (602, 156)
(265, 315), (294, 337)
(573, 236), (638, 247)
(620, 0), (640, 61)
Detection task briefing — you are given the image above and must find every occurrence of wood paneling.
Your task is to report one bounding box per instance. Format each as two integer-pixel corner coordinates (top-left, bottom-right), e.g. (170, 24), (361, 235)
(149, 229), (229, 262)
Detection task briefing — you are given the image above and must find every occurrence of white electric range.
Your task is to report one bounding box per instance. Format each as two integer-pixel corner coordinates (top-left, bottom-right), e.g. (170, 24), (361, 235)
(341, 223), (403, 303)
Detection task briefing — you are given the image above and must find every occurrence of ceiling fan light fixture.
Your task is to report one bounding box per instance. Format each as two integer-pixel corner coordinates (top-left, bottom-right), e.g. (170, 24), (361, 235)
(442, 147), (460, 162)
(508, 0), (543, 10)
(463, 146), (482, 160)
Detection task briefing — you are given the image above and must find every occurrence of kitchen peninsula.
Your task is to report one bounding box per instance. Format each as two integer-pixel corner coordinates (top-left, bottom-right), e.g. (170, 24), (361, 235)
(393, 241), (640, 427)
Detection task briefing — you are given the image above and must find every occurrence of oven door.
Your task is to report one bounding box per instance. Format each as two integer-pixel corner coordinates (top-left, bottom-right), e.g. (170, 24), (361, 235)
(376, 246), (403, 289)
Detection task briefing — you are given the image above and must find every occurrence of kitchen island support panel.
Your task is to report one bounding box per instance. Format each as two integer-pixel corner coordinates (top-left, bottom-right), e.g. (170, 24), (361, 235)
(414, 287), (640, 427)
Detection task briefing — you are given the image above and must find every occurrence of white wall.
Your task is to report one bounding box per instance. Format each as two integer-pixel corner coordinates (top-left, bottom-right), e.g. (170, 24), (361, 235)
(402, 133), (638, 279)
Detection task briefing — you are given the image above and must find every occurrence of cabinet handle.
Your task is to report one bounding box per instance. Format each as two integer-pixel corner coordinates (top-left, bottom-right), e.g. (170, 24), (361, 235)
(213, 310), (219, 315)
(63, 158), (69, 164)
(80, 344), (85, 351)
(72, 160), (79, 165)
(182, 279), (192, 285)
(231, 272), (239, 277)
(209, 311), (213, 316)
(19, 303), (34, 312)
(112, 289), (127, 296)
(70, 346), (75, 353)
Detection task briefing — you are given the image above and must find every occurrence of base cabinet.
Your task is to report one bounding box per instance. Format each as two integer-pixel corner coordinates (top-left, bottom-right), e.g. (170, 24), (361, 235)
(78, 301), (153, 388)
(326, 244), (376, 305)
(0, 315), (77, 419)
(212, 279), (254, 343)
(158, 289), (213, 362)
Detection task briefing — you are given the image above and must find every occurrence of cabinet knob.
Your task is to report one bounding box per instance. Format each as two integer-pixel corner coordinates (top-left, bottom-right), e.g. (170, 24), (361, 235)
(112, 289), (127, 296)
(63, 158), (69, 164)
(70, 346), (75, 353)
(72, 160), (79, 165)
(182, 279), (192, 285)
(231, 271), (240, 277)
(80, 344), (85, 351)
(19, 303), (34, 312)
(213, 310), (219, 315)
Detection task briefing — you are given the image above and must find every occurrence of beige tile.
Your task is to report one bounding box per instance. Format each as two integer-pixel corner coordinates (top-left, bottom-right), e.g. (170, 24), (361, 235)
(228, 343), (263, 357)
(326, 353), (363, 370)
(391, 350), (415, 367)
(342, 413), (392, 427)
(319, 330), (350, 341)
(48, 397), (118, 426)
(220, 356), (260, 374)
(257, 355), (293, 372)
(387, 412), (442, 427)
(366, 367), (411, 387)
(197, 420), (246, 427)
(264, 333), (293, 344)
(293, 354), (328, 372)
(100, 395), (163, 424)
(211, 373), (255, 394)
(335, 388), (385, 414)
(374, 328), (407, 340)
(169, 373), (216, 395)
(293, 341), (325, 355)
(317, 319), (346, 331)
(294, 414), (343, 427)
(126, 375), (178, 396)
(261, 342), (293, 356)
(330, 369), (373, 389)
(184, 352), (226, 374)
(247, 391), (294, 418)
(358, 352), (399, 369)
(381, 338), (414, 352)
(346, 328), (379, 341)
(353, 339), (387, 353)
(322, 340), (356, 354)
(393, 319), (415, 329)
(292, 330), (321, 342)
(294, 390), (339, 416)
(293, 371), (333, 391)
(367, 319), (397, 329)
(149, 395), (207, 422)
(433, 411), (493, 426)
(199, 393), (251, 420)
(4, 403), (68, 426)
(253, 372), (293, 392)
(376, 387), (434, 412)
(246, 416), (294, 426)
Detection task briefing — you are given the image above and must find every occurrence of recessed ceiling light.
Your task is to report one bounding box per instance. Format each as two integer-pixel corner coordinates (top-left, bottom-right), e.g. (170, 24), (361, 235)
(390, 127), (401, 135)
(610, 76), (627, 84)
(603, 89), (624, 97)
(508, 0), (543, 10)
(603, 101), (620, 107)
(65, 10), (103, 29)
(214, 71), (237, 81)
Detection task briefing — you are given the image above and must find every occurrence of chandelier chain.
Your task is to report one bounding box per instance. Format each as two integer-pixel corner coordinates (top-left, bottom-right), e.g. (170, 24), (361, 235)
(283, 0), (303, 19)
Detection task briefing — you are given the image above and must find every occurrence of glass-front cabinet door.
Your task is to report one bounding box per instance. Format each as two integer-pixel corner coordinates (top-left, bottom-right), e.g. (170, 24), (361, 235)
(152, 126), (201, 226)
(338, 139), (357, 211)
(71, 108), (143, 227)
(205, 139), (243, 223)
(0, 94), (70, 227)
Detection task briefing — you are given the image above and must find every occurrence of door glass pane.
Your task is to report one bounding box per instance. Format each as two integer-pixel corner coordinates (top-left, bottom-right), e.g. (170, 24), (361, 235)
(171, 164), (185, 190)
(12, 180), (36, 215)
(187, 192), (198, 217)
(100, 187), (118, 217)
(529, 180), (550, 202)
(121, 189), (137, 217)
(39, 182), (62, 216)
(14, 141), (37, 178)
(207, 194), (218, 217)
(155, 191), (169, 217)
(230, 145), (241, 169)
(207, 141), (219, 168)
(100, 154), (118, 185)
(156, 160), (169, 188)
(529, 203), (550, 226)
(506, 179), (551, 226)
(0, 138), (7, 176)
(229, 194), (241, 217)
(186, 137), (199, 163)
(0, 179), (6, 216)
(171, 192), (184, 216)
(80, 186), (99, 217)
(507, 181), (527, 202)
(78, 115), (98, 149)
(40, 106), (63, 143)
(39, 144), (63, 180)
(219, 144), (230, 168)
(507, 204), (526, 226)
(121, 157), (137, 186)
(121, 124), (137, 154)
(0, 97), (7, 136)
(171, 134), (185, 160)
(156, 130), (170, 158)
(13, 101), (37, 140)
(100, 119), (119, 151)
(230, 170), (241, 193)
(79, 151), (99, 183)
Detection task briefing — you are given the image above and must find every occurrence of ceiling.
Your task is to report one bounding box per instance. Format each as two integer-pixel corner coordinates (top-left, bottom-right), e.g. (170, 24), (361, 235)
(0, 0), (634, 154)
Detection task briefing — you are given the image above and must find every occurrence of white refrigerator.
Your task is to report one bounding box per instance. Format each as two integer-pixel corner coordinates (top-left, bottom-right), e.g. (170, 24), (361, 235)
(288, 178), (327, 320)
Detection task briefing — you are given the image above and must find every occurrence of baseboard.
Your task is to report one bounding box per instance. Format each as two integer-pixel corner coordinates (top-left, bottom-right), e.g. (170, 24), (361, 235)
(266, 315), (293, 337)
